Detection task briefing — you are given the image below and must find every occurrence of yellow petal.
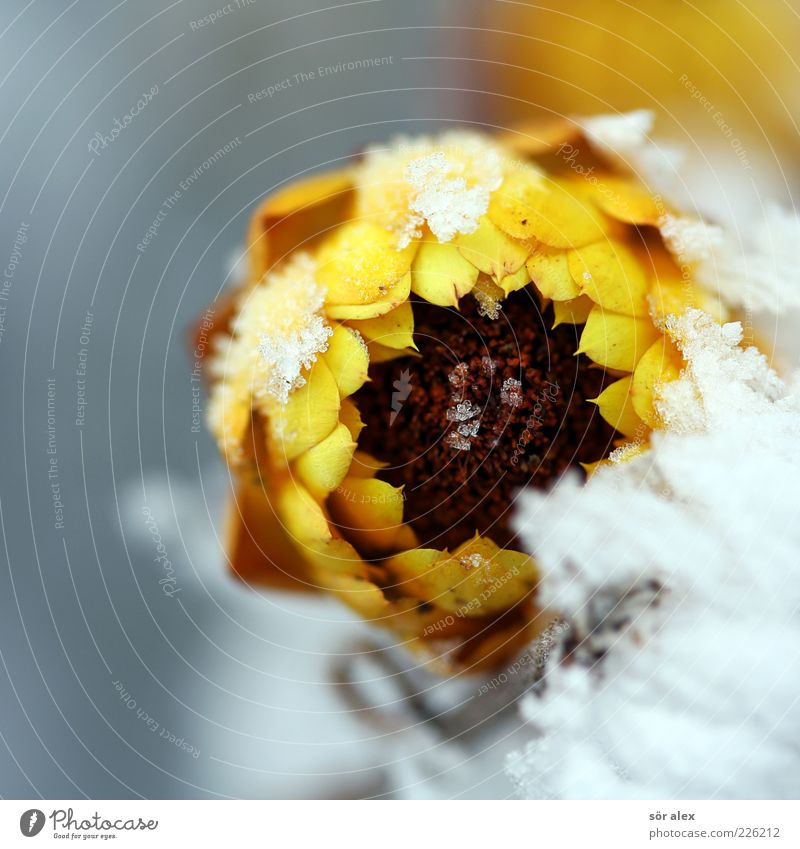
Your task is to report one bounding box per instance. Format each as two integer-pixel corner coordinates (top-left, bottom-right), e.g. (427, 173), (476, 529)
(631, 336), (683, 427)
(325, 272), (412, 321)
(567, 240), (649, 316)
(589, 177), (664, 226)
(208, 372), (252, 464)
(275, 478), (332, 544)
(328, 477), (415, 555)
(592, 375), (645, 438)
(498, 263), (530, 296)
(268, 357), (340, 463)
(527, 247), (581, 301)
(411, 240), (480, 307)
(318, 221), (417, 306)
(386, 536), (537, 617)
(347, 450), (388, 478)
(338, 397), (365, 441)
(301, 539), (388, 619)
(455, 215), (529, 280)
(366, 339), (418, 363)
(552, 295), (595, 327)
(321, 324), (370, 399)
(350, 300), (416, 350)
(648, 275), (728, 324)
(489, 172), (607, 248)
(577, 307), (661, 371)
(226, 478), (315, 592)
(293, 422), (357, 499)
(580, 459), (608, 479)
(248, 169), (353, 282)
(261, 170), (352, 218)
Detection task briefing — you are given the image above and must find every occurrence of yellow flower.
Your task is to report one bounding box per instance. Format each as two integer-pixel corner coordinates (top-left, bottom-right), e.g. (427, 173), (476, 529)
(200, 122), (725, 672)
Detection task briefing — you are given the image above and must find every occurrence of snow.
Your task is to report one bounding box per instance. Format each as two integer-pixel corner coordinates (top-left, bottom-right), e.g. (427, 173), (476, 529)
(460, 553), (487, 570)
(359, 130), (504, 248)
(508, 308), (800, 799)
(215, 252), (332, 410)
(404, 150), (500, 246)
(660, 208), (800, 313)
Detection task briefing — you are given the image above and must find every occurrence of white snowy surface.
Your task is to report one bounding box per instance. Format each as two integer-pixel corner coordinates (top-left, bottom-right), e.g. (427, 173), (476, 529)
(508, 310), (800, 799)
(660, 209), (800, 313)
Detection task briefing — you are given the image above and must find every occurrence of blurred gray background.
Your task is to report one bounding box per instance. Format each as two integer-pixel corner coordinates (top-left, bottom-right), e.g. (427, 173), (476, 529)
(0, 0), (521, 800)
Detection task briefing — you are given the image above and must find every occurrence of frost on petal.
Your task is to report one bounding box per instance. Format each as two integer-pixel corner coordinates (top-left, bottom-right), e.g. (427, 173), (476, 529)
(474, 288), (503, 320)
(357, 130), (505, 248)
(405, 150), (499, 245)
(507, 308), (800, 799)
(209, 252), (333, 433)
(660, 210), (800, 313)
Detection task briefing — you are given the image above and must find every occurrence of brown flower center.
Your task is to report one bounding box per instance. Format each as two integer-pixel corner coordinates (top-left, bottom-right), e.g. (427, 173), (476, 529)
(354, 289), (618, 550)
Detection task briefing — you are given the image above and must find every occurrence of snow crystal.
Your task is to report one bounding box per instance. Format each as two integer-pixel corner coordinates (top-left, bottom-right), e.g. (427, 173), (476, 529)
(480, 356), (497, 376)
(359, 130), (505, 248)
(257, 312), (331, 405)
(445, 431), (472, 452)
(457, 418), (480, 438)
(460, 553), (486, 570)
(446, 400), (480, 423)
(405, 150), (499, 246)
(210, 253), (332, 422)
(508, 308), (800, 799)
(500, 378), (523, 408)
(660, 209), (800, 313)
(475, 289), (502, 320)
(448, 361), (470, 394)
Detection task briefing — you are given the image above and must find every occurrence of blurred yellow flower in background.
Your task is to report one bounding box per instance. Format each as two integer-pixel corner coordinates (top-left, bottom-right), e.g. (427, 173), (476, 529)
(473, 0), (800, 200)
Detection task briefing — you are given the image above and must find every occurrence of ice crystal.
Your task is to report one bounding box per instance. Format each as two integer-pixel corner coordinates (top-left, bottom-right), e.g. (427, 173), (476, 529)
(448, 362), (470, 394)
(480, 356), (497, 376)
(445, 431), (472, 452)
(475, 289), (502, 320)
(405, 150), (499, 246)
(500, 378), (522, 408)
(457, 418), (480, 438)
(460, 553), (486, 570)
(446, 400), (480, 423)
(358, 131), (505, 248)
(209, 253), (332, 435)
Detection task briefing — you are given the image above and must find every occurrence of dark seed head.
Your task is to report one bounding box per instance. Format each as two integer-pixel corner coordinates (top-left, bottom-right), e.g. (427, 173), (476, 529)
(354, 289), (618, 550)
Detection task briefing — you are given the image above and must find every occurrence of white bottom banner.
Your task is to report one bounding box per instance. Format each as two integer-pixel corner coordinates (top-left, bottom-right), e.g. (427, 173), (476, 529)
(2, 800), (797, 847)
